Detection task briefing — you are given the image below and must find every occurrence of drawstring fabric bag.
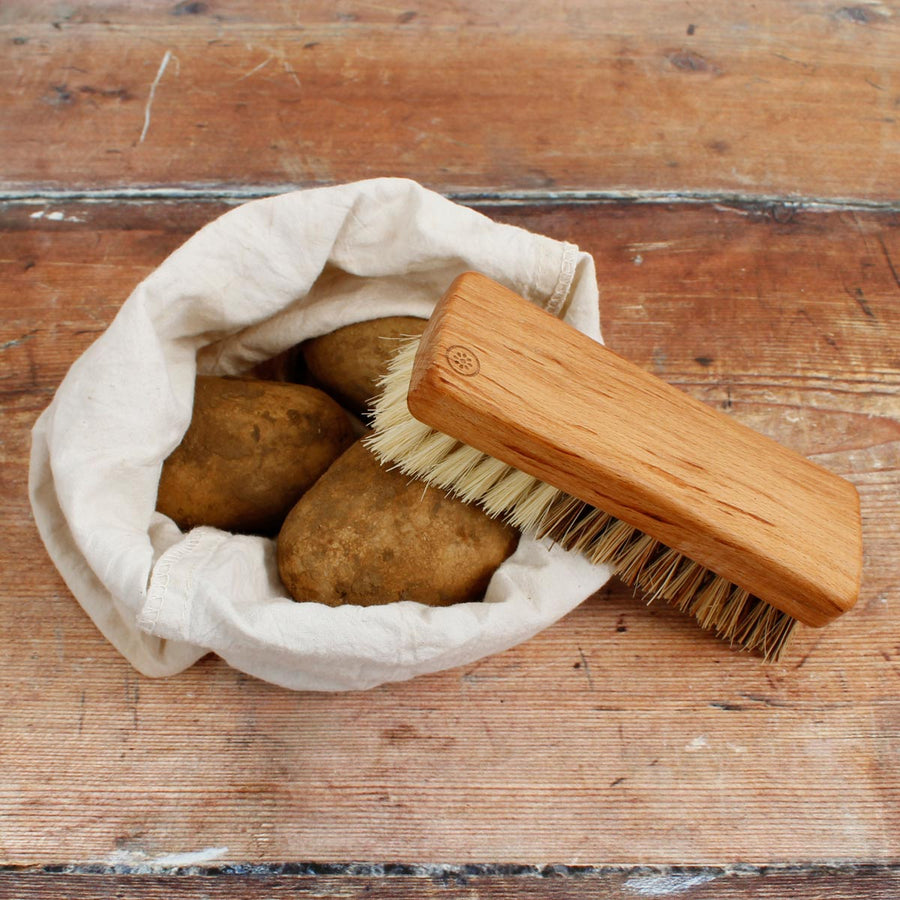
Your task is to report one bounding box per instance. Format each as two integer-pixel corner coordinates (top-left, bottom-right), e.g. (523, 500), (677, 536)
(29, 178), (613, 691)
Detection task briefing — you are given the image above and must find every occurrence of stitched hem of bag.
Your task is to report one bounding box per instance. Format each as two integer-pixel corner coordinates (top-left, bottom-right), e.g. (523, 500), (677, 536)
(546, 242), (579, 317)
(137, 530), (205, 633)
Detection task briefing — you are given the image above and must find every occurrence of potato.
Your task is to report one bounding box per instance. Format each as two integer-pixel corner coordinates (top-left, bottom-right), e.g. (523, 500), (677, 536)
(157, 376), (354, 535)
(277, 440), (519, 607)
(302, 316), (428, 415)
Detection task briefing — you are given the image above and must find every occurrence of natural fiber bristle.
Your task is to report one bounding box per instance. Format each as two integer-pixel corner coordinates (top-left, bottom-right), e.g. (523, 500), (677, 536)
(365, 336), (798, 661)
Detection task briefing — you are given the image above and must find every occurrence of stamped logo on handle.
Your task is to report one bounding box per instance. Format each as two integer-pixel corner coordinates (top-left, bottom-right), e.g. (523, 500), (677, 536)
(446, 345), (480, 376)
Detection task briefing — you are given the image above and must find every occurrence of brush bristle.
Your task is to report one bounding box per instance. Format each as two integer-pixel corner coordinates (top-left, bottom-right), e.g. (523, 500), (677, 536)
(365, 337), (798, 660)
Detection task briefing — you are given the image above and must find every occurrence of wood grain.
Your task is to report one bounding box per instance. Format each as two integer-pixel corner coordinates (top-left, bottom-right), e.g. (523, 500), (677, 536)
(405, 272), (861, 627)
(1, 199), (897, 869)
(1, 1), (898, 200)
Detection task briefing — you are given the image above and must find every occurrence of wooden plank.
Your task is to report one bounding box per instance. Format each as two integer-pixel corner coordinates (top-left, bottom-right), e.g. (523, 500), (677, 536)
(1, 1), (899, 200)
(3, 866), (900, 900)
(1, 200), (898, 867)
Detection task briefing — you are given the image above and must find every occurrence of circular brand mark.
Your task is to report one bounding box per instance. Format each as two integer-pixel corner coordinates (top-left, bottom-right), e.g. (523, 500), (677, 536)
(446, 345), (480, 376)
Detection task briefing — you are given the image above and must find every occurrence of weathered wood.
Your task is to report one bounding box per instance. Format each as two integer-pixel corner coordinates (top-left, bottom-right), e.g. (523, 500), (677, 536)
(1, 200), (898, 869)
(1, 1), (898, 200)
(3, 866), (900, 900)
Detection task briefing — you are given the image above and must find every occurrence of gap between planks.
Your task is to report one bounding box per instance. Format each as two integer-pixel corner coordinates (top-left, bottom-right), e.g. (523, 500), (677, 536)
(2, 187), (900, 213)
(4, 861), (899, 879)
(5, 864), (900, 900)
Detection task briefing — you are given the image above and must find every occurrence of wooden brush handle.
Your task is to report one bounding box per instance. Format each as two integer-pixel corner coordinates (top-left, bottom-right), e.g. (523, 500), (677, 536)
(407, 272), (862, 627)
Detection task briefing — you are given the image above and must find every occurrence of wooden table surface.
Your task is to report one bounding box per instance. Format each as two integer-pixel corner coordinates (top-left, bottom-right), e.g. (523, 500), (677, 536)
(2, 2), (898, 897)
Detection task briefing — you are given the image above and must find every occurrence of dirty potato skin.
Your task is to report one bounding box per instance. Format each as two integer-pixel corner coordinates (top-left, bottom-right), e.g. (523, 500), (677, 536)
(278, 440), (520, 607)
(157, 376), (354, 536)
(302, 316), (427, 416)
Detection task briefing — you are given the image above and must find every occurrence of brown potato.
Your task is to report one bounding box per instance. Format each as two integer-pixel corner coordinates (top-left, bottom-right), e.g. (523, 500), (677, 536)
(157, 376), (354, 535)
(301, 316), (428, 416)
(277, 440), (519, 607)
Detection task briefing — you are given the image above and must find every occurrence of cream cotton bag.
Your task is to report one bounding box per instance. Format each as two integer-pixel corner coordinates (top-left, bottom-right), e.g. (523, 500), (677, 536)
(29, 178), (612, 692)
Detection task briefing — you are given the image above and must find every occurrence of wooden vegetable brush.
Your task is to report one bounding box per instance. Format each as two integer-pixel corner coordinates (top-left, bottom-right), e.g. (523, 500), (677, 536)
(366, 272), (862, 659)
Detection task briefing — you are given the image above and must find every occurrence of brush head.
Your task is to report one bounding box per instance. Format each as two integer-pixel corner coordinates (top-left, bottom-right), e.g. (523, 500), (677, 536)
(366, 272), (863, 659)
